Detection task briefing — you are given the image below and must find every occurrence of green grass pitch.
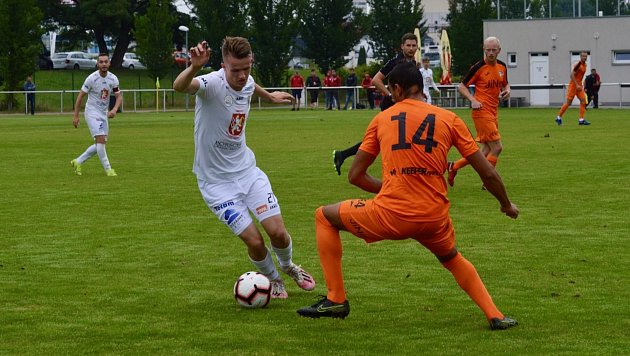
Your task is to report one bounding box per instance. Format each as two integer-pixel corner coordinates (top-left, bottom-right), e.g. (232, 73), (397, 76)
(1, 106), (629, 354)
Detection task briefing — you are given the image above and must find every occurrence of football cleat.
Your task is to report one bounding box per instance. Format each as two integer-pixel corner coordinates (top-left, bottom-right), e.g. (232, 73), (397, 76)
(70, 159), (82, 176)
(283, 263), (316, 291)
(447, 161), (457, 187)
(489, 316), (518, 330)
(333, 150), (344, 176)
(270, 279), (288, 299)
(555, 116), (563, 126)
(297, 296), (350, 319)
(106, 169), (117, 177)
(578, 119), (591, 126)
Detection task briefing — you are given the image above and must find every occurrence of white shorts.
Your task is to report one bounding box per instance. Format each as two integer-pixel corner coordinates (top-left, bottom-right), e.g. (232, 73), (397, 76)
(197, 167), (281, 235)
(85, 114), (109, 138)
(423, 89), (432, 105)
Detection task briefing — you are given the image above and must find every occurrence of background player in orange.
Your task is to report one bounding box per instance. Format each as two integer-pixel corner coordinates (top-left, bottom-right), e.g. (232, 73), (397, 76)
(297, 62), (520, 331)
(447, 36), (510, 187)
(556, 51), (590, 126)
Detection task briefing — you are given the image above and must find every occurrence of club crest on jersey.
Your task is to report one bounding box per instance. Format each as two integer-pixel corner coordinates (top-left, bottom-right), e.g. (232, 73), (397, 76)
(228, 113), (246, 137)
(224, 95), (234, 106)
(100, 89), (109, 100)
(499, 71), (504, 78)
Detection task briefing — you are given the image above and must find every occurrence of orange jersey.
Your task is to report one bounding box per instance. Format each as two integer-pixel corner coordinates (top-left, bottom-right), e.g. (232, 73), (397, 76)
(359, 98), (479, 222)
(461, 59), (509, 119)
(568, 61), (587, 90)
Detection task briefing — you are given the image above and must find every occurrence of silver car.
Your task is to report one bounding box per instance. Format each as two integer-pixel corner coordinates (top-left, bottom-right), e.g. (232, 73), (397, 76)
(122, 53), (146, 69)
(52, 52), (97, 70)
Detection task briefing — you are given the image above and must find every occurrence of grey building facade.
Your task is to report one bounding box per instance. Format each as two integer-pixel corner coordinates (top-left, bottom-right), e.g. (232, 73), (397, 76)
(484, 16), (630, 107)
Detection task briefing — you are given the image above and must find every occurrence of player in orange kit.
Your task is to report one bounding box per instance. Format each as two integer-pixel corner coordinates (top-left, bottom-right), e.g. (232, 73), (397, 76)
(556, 51), (590, 126)
(447, 36), (510, 187)
(297, 62), (520, 330)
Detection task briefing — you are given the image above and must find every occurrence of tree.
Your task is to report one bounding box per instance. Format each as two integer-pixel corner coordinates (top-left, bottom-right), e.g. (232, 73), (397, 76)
(190, 0), (248, 71)
(367, 0), (425, 63)
(247, 0), (301, 86)
(0, 0), (43, 110)
(300, 0), (362, 73)
(358, 46), (367, 66)
(38, 0), (153, 68)
(134, 0), (175, 82)
(447, 0), (494, 76)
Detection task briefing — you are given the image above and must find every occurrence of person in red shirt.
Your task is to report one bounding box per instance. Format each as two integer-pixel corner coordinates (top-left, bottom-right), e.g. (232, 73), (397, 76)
(297, 61), (520, 331)
(289, 71), (305, 111)
(329, 70), (342, 110)
(448, 36), (511, 187)
(556, 51), (590, 125)
(361, 72), (375, 109)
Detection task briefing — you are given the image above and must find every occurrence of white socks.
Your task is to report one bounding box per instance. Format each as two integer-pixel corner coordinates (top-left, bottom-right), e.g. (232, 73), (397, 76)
(77, 144), (97, 164)
(250, 248), (280, 281)
(272, 238), (293, 271)
(96, 143), (111, 171)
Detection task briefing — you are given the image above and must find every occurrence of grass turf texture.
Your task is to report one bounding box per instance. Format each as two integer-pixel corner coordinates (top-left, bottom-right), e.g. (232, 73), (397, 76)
(1, 107), (629, 354)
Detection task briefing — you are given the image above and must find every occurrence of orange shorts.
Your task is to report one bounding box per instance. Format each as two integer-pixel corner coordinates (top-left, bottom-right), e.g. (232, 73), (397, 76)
(338, 199), (455, 257)
(566, 87), (586, 102)
(472, 115), (500, 143)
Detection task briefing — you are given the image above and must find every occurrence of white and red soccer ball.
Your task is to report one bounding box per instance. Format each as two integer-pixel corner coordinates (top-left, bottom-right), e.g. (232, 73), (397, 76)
(233, 271), (271, 308)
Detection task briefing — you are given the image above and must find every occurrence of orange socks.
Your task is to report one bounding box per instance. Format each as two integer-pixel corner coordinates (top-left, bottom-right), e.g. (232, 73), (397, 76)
(442, 252), (504, 321)
(486, 154), (498, 167)
(315, 207), (346, 303)
(579, 103), (586, 118)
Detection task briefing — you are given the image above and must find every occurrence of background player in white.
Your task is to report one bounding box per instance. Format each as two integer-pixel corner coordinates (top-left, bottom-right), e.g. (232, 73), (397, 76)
(71, 53), (121, 177)
(419, 57), (440, 105)
(172, 37), (316, 298)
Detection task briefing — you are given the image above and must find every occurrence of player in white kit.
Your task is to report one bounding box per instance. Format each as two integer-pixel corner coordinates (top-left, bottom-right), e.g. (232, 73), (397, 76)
(173, 37), (316, 298)
(419, 57), (440, 105)
(71, 53), (121, 177)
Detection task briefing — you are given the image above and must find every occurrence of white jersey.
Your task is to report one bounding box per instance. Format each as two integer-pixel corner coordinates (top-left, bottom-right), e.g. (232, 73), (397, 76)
(419, 67), (439, 104)
(193, 69), (257, 182)
(80, 70), (120, 119)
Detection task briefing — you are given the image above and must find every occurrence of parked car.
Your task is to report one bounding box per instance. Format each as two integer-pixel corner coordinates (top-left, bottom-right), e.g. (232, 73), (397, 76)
(122, 52), (145, 69)
(173, 51), (190, 69)
(52, 52), (97, 70)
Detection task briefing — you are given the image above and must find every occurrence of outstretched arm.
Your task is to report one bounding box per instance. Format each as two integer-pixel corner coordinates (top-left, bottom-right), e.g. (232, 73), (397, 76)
(173, 41), (210, 94)
(254, 84), (294, 103)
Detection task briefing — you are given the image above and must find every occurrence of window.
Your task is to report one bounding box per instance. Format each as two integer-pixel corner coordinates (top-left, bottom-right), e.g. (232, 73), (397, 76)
(613, 50), (630, 65)
(507, 52), (517, 68)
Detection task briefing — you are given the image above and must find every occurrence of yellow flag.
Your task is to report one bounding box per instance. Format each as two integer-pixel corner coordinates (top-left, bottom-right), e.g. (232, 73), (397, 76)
(156, 77), (161, 89)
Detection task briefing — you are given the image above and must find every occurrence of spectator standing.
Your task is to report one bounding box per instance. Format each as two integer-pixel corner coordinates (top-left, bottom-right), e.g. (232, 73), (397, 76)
(329, 70), (342, 110)
(584, 68), (601, 109)
(343, 68), (357, 110)
(290, 71), (305, 111)
(23, 75), (36, 115)
(324, 70), (333, 110)
(361, 72), (375, 109)
(306, 69), (321, 110)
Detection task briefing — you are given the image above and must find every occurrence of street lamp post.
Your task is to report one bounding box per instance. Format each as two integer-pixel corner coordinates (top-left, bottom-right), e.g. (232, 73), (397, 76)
(178, 25), (189, 111)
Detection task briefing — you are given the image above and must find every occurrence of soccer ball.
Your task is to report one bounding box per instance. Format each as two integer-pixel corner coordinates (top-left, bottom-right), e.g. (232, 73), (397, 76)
(233, 271), (271, 308)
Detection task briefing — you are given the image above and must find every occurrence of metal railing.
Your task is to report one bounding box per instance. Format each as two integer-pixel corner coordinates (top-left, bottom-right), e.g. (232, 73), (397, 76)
(2, 82), (630, 115)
